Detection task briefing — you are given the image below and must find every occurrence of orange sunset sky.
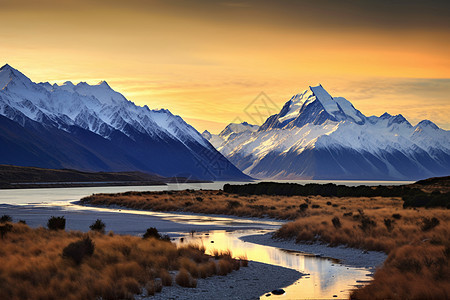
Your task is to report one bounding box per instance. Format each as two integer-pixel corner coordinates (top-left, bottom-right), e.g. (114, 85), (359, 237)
(1, 0), (449, 132)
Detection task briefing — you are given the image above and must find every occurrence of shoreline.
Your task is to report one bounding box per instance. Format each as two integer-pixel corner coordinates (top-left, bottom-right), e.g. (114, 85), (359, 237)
(137, 261), (302, 300)
(75, 201), (285, 226)
(240, 233), (387, 271)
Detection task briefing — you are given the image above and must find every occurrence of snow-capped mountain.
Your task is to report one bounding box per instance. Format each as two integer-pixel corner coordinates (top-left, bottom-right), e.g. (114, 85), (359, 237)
(202, 122), (259, 157)
(0, 64), (249, 180)
(204, 84), (450, 180)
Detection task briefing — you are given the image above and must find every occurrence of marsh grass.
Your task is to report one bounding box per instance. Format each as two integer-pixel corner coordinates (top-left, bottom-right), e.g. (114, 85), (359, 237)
(81, 190), (404, 220)
(82, 189), (449, 299)
(0, 222), (241, 299)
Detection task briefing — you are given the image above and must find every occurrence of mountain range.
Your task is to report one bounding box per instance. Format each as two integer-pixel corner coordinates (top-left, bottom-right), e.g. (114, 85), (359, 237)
(203, 85), (450, 180)
(0, 64), (249, 181)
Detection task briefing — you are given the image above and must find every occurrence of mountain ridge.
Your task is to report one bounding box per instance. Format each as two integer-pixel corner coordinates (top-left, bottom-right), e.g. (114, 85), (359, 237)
(0, 64), (250, 180)
(204, 85), (450, 180)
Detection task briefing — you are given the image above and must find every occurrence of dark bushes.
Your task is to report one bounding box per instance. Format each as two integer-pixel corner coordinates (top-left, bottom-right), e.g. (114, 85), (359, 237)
(392, 213), (401, 219)
(299, 203), (308, 212)
(227, 200), (241, 209)
(143, 227), (161, 239)
(0, 215), (12, 223)
(421, 217), (440, 231)
(384, 218), (393, 232)
(142, 227), (170, 241)
(403, 190), (450, 208)
(0, 223), (13, 239)
(47, 216), (66, 230)
(359, 214), (376, 232)
(223, 182), (450, 209)
(89, 219), (106, 233)
(223, 182), (405, 198)
(332, 217), (341, 229)
(62, 237), (95, 264)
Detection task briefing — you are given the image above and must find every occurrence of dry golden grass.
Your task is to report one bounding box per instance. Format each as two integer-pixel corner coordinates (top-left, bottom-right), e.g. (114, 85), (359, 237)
(81, 190), (399, 219)
(0, 222), (241, 300)
(82, 189), (449, 299)
(271, 199), (450, 299)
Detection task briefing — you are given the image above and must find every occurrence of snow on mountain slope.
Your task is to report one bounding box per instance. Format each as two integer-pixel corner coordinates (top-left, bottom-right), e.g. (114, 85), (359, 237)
(0, 64), (249, 180)
(203, 122), (260, 157)
(204, 85), (450, 180)
(0, 64), (207, 147)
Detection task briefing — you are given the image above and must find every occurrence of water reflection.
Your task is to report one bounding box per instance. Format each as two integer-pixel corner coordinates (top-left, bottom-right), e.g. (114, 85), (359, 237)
(176, 230), (371, 299)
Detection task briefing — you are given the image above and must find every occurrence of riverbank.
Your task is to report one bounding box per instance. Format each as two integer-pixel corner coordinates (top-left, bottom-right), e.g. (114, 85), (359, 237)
(138, 261), (302, 300)
(240, 233), (387, 271)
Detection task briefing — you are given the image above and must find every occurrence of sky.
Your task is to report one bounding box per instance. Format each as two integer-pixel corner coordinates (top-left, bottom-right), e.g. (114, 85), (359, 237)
(1, 0), (449, 132)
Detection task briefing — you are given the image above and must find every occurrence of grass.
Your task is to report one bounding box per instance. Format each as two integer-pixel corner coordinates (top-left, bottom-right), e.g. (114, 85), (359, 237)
(81, 188), (449, 299)
(81, 190), (401, 220)
(0, 221), (243, 300)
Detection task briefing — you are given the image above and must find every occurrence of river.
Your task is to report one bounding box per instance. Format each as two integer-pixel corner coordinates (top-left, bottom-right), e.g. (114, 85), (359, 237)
(0, 180), (408, 299)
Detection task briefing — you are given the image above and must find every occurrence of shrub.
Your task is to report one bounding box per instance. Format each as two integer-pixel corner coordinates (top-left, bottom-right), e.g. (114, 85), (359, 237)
(199, 261), (217, 278)
(195, 197), (203, 202)
(227, 200), (241, 209)
(89, 219), (106, 233)
(299, 203), (308, 212)
(47, 216), (66, 230)
(143, 227), (161, 239)
(175, 268), (197, 287)
(239, 255), (249, 267)
(217, 259), (234, 275)
(359, 215), (376, 232)
(0, 215), (12, 223)
(384, 218), (393, 232)
(312, 204), (320, 209)
(0, 223), (13, 239)
(62, 237), (95, 265)
(160, 269), (172, 286)
(421, 217), (440, 231)
(392, 213), (401, 219)
(18, 220), (27, 224)
(332, 217), (341, 229)
(326, 201), (332, 206)
(145, 280), (162, 296)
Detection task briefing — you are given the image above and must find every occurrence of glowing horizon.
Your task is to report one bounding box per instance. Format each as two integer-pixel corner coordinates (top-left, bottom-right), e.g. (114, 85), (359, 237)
(1, 0), (449, 133)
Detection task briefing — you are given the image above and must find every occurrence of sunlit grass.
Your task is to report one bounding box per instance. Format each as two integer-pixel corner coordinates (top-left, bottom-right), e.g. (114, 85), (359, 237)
(81, 189), (449, 299)
(0, 222), (244, 299)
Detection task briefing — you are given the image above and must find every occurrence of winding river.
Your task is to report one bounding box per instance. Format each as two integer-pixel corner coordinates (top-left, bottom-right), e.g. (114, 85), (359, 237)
(0, 180), (409, 299)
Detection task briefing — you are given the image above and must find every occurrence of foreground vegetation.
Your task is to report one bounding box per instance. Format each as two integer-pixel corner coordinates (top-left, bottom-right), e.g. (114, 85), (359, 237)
(0, 218), (245, 300)
(81, 179), (450, 299)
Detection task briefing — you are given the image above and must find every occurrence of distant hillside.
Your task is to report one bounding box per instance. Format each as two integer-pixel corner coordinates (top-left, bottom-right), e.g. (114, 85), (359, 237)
(411, 176), (450, 193)
(0, 165), (202, 189)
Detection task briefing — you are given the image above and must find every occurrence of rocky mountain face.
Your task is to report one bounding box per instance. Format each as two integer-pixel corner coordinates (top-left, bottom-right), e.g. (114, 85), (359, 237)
(205, 85), (450, 180)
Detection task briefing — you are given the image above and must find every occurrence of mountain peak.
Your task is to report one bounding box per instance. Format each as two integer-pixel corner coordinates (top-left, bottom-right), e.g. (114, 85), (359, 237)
(0, 63), (13, 71)
(201, 130), (212, 140)
(268, 84), (366, 129)
(416, 119), (439, 130)
(219, 122), (259, 137)
(0, 64), (33, 90)
(97, 80), (111, 89)
(309, 84), (341, 115)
